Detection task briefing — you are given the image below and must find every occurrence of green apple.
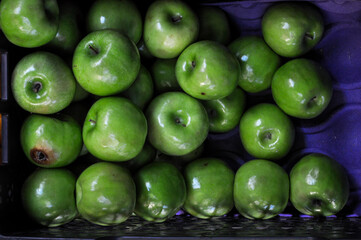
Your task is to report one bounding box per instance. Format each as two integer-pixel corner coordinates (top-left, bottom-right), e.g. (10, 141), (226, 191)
(72, 29), (140, 96)
(262, 2), (324, 58)
(183, 158), (234, 219)
(143, 0), (199, 59)
(155, 143), (204, 170)
(202, 87), (246, 133)
(83, 97), (147, 162)
(21, 114), (82, 168)
(234, 159), (289, 219)
(12, 51), (76, 114)
(151, 58), (181, 94)
(198, 6), (231, 45)
(239, 103), (295, 160)
(121, 65), (154, 109)
(87, 0), (142, 44)
(271, 58), (333, 119)
(0, 0), (59, 48)
(47, 0), (81, 54)
(119, 143), (156, 173)
(228, 36), (281, 93)
(73, 82), (90, 102)
(134, 161), (186, 222)
(21, 168), (77, 227)
(146, 92), (209, 156)
(76, 162), (136, 226)
(176, 40), (240, 100)
(290, 153), (349, 217)
(137, 38), (154, 59)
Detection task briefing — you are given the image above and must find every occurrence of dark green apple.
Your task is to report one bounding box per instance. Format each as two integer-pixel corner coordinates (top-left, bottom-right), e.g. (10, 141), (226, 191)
(137, 38), (154, 59)
(239, 103), (295, 160)
(183, 158), (234, 219)
(12, 51), (76, 114)
(87, 0), (142, 44)
(271, 58), (333, 119)
(202, 87), (246, 133)
(73, 82), (90, 102)
(0, 0), (59, 48)
(151, 58), (181, 94)
(176, 40), (240, 100)
(22, 168), (77, 227)
(21, 114), (82, 168)
(262, 2), (324, 58)
(134, 161), (186, 222)
(47, 0), (81, 54)
(72, 29), (140, 96)
(76, 162), (136, 226)
(290, 153), (349, 217)
(155, 143), (204, 170)
(121, 65), (154, 109)
(146, 92), (209, 156)
(143, 0), (199, 59)
(119, 143), (156, 173)
(198, 6), (231, 45)
(228, 36), (281, 93)
(234, 159), (289, 219)
(83, 97), (147, 162)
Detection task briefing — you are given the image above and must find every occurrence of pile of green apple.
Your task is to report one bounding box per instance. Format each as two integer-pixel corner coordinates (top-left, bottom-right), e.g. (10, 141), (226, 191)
(1, 0), (350, 228)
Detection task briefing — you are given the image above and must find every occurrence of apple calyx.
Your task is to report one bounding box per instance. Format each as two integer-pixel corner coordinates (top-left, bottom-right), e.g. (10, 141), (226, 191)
(171, 14), (183, 23)
(175, 118), (186, 127)
(30, 148), (50, 165)
(32, 82), (43, 93)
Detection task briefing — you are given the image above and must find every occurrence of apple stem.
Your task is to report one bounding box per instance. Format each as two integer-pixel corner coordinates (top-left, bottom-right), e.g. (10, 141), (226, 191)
(305, 32), (315, 40)
(171, 15), (183, 23)
(32, 82), (42, 93)
(89, 119), (96, 124)
(191, 61), (196, 68)
(88, 44), (99, 54)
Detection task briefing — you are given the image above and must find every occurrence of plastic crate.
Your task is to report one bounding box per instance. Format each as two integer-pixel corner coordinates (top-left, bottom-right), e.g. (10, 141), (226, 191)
(1, 0), (361, 239)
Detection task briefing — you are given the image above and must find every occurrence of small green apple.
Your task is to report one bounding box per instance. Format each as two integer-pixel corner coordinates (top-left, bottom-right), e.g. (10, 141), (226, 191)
(143, 0), (199, 59)
(183, 158), (234, 219)
(234, 159), (289, 219)
(271, 58), (333, 119)
(21, 168), (77, 227)
(72, 29), (140, 96)
(119, 143), (156, 173)
(198, 6), (231, 45)
(176, 40), (240, 100)
(290, 153), (349, 216)
(21, 114), (82, 168)
(202, 87), (246, 133)
(76, 162), (136, 226)
(47, 0), (81, 54)
(12, 51), (76, 114)
(239, 103), (295, 160)
(228, 36), (281, 93)
(87, 0), (142, 44)
(0, 0), (59, 48)
(83, 97), (147, 162)
(262, 2), (324, 58)
(151, 58), (181, 94)
(134, 161), (186, 222)
(146, 92), (209, 156)
(121, 65), (154, 109)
